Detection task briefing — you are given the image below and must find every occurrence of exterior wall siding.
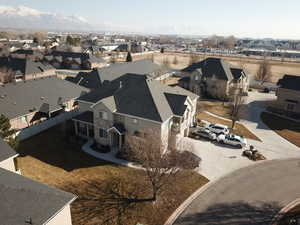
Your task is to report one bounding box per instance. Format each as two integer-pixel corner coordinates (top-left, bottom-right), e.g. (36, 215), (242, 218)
(0, 157), (16, 173)
(276, 88), (300, 113)
(46, 204), (73, 225)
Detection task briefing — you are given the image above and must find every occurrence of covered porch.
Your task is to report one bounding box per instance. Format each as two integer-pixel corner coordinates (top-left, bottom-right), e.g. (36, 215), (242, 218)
(107, 123), (126, 150)
(73, 111), (94, 139)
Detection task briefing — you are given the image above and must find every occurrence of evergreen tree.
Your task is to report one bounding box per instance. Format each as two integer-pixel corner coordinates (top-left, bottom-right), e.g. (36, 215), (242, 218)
(126, 52), (133, 62)
(0, 114), (18, 149)
(160, 47), (165, 53)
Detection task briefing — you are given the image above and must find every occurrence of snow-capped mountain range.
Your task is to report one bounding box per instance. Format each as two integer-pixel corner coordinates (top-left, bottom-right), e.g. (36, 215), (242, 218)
(0, 6), (93, 31)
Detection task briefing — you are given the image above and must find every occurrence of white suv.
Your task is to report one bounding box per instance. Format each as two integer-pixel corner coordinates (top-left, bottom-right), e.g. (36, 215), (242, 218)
(217, 134), (247, 148)
(208, 123), (229, 135)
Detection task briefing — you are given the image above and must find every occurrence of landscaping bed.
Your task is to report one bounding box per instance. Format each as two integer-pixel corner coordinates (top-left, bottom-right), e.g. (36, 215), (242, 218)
(17, 123), (208, 225)
(261, 112), (300, 148)
(197, 111), (261, 141)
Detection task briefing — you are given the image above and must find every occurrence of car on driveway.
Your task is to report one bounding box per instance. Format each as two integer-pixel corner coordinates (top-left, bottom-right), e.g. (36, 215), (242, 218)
(217, 134), (247, 148)
(191, 127), (217, 140)
(208, 123), (229, 135)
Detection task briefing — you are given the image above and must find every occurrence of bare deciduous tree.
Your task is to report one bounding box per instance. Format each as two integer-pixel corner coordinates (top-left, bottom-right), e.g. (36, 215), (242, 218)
(256, 58), (271, 84)
(173, 56), (178, 65)
(188, 53), (199, 65)
(229, 87), (246, 128)
(162, 57), (170, 67)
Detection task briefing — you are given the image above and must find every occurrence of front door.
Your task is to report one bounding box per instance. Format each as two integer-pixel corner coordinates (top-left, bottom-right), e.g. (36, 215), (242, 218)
(111, 132), (120, 148)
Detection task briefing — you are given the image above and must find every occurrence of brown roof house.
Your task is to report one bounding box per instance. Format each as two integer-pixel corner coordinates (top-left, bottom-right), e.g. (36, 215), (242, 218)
(179, 57), (249, 100)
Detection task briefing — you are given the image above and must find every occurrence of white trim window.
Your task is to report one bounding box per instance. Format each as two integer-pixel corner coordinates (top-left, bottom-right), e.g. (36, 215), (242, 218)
(132, 118), (138, 124)
(99, 128), (108, 138)
(99, 111), (108, 120)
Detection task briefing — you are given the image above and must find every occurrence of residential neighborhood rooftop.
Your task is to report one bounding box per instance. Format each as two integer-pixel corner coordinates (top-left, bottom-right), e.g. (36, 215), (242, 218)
(277, 74), (300, 91)
(67, 60), (170, 89)
(0, 138), (17, 162)
(0, 167), (76, 225)
(0, 76), (88, 119)
(78, 73), (197, 122)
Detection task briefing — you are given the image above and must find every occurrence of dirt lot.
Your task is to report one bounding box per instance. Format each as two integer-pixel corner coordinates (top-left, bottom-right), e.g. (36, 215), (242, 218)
(197, 111), (261, 141)
(17, 123), (208, 225)
(198, 100), (232, 119)
(134, 52), (300, 83)
(261, 112), (300, 148)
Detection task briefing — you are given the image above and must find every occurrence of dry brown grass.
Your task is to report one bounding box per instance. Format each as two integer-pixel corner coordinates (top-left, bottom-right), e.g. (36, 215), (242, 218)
(161, 77), (181, 86)
(197, 111), (261, 141)
(261, 112), (300, 147)
(17, 124), (208, 225)
(198, 100), (232, 119)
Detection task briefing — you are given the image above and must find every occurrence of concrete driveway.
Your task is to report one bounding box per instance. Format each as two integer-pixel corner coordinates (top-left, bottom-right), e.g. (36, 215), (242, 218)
(174, 158), (300, 225)
(190, 91), (300, 181)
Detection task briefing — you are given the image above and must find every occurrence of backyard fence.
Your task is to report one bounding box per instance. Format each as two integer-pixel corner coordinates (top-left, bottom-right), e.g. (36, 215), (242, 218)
(17, 110), (80, 141)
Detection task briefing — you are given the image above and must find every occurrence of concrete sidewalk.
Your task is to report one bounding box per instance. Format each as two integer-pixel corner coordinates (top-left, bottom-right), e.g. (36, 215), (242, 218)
(82, 138), (143, 170)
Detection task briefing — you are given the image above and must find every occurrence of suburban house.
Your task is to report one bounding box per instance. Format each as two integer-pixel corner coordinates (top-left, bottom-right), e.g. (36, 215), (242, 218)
(179, 57), (249, 100)
(0, 77), (88, 131)
(0, 138), (18, 173)
(10, 49), (44, 60)
(67, 60), (171, 90)
(275, 74), (300, 117)
(43, 51), (106, 70)
(0, 57), (55, 83)
(73, 73), (198, 150)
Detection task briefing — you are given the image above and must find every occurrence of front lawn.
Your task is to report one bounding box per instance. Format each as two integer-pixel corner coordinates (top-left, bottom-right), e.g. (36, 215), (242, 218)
(198, 100), (232, 119)
(197, 112), (261, 141)
(17, 123), (208, 225)
(261, 112), (300, 147)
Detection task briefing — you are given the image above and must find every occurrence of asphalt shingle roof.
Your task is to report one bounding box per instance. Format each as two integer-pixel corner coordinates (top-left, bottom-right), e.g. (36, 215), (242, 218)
(182, 57), (244, 81)
(0, 77), (89, 119)
(67, 60), (170, 89)
(0, 167), (76, 225)
(73, 111), (94, 124)
(277, 74), (300, 91)
(78, 73), (198, 122)
(0, 138), (17, 162)
(0, 57), (54, 77)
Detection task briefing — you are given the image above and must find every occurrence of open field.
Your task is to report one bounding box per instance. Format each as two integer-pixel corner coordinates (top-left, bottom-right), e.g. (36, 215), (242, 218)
(17, 123), (208, 225)
(261, 112), (300, 148)
(197, 111), (261, 141)
(134, 52), (300, 83)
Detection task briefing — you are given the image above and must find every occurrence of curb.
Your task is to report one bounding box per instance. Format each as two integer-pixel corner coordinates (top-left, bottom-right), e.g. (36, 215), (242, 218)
(270, 198), (300, 225)
(164, 158), (299, 225)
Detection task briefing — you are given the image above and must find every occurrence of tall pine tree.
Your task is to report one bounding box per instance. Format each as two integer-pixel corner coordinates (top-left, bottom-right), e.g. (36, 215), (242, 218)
(126, 52), (133, 62)
(0, 114), (18, 149)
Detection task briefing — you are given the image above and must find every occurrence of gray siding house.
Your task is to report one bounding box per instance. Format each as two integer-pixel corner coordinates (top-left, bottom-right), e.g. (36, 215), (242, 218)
(73, 73), (198, 150)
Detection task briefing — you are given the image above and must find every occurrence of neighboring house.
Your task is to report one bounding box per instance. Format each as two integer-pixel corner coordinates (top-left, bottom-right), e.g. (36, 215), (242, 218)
(275, 75), (300, 116)
(0, 77), (88, 130)
(179, 57), (249, 100)
(0, 138), (18, 173)
(67, 60), (171, 90)
(0, 167), (76, 225)
(73, 73), (198, 150)
(43, 51), (106, 70)
(10, 49), (44, 60)
(0, 57), (55, 83)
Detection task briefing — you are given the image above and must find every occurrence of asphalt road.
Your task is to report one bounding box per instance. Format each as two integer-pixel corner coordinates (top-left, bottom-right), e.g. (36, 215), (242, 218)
(174, 159), (300, 225)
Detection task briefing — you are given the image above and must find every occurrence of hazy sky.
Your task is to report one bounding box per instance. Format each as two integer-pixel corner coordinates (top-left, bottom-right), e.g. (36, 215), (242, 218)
(1, 0), (299, 39)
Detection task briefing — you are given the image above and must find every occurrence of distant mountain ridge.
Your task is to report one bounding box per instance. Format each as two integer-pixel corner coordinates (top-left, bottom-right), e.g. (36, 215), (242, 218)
(0, 5), (93, 31)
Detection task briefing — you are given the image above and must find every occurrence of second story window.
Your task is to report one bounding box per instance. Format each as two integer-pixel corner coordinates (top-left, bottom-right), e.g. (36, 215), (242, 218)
(99, 111), (108, 120)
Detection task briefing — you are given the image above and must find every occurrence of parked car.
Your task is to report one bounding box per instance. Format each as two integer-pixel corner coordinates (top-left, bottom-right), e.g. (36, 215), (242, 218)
(191, 127), (217, 140)
(208, 123), (229, 135)
(217, 134), (247, 148)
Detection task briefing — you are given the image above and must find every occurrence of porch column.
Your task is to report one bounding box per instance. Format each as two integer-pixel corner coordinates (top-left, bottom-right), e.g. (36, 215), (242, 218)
(86, 124), (89, 137)
(118, 134), (122, 149)
(74, 121), (78, 135)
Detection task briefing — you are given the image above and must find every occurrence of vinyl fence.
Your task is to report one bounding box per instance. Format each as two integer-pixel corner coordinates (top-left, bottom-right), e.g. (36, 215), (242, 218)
(17, 110), (80, 141)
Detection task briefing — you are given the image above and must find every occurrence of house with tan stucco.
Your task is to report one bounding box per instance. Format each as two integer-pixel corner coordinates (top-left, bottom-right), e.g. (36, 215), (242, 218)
(73, 73), (198, 150)
(0, 77), (88, 131)
(179, 57), (249, 100)
(275, 74), (300, 118)
(0, 137), (76, 225)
